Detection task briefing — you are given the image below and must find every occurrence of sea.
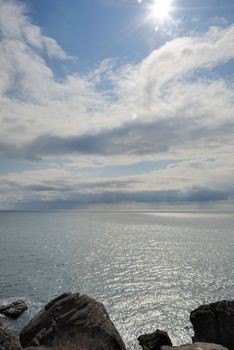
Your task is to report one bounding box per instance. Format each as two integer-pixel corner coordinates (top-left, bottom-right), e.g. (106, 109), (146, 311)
(0, 210), (234, 349)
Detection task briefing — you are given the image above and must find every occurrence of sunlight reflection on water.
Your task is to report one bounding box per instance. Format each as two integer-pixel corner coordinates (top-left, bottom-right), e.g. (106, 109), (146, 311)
(0, 211), (234, 349)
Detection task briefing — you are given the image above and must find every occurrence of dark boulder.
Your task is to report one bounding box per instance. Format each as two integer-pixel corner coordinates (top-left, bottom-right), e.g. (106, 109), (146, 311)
(190, 300), (234, 350)
(138, 329), (172, 350)
(0, 301), (28, 319)
(0, 324), (22, 350)
(19, 292), (126, 350)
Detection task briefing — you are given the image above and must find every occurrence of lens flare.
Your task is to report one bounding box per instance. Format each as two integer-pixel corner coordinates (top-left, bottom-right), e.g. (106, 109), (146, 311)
(151, 0), (173, 21)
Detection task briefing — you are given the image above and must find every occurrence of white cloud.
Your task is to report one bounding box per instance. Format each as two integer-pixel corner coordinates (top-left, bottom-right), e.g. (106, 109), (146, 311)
(0, 0), (71, 102)
(0, 0), (69, 59)
(113, 25), (234, 108)
(0, 156), (233, 208)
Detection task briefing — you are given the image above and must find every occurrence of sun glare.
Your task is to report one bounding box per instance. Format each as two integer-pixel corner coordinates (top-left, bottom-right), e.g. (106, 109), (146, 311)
(151, 0), (173, 21)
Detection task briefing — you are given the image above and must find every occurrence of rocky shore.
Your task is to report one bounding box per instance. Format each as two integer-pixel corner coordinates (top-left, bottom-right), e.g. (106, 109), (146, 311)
(0, 293), (234, 350)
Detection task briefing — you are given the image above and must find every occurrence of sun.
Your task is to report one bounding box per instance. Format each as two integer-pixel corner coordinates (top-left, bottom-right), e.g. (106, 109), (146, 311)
(150, 0), (173, 21)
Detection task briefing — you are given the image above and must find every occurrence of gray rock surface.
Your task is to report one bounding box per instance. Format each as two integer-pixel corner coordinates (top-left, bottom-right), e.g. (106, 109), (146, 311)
(190, 300), (234, 350)
(19, 292), (126, 350)
(138, 329), (172, 350)
(162, 342), (229, 350)
(0, 324), (22, 350)
(0, 301), (28, 319)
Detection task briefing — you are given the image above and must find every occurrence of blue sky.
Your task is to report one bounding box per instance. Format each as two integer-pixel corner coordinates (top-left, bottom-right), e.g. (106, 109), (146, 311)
(0, 0), (234, 209)
(21, 0), (234, 73)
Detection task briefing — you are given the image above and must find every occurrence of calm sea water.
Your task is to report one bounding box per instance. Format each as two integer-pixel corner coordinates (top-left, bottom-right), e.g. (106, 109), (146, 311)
(0, 210), (234, 349)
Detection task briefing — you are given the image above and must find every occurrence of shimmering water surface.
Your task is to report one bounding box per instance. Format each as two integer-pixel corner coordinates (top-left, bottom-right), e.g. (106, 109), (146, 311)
(0, 211), (234, 349)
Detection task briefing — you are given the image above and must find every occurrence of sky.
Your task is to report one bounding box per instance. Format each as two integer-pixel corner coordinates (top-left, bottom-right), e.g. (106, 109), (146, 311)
(0, 0), (234, 210)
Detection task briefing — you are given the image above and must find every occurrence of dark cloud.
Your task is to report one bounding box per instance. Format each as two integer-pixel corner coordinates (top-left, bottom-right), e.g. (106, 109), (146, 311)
(1, 118), (234, 160)
(15, 187), (231, 210)
(0, 178), (139, 192)
(24, 119), (176, 157)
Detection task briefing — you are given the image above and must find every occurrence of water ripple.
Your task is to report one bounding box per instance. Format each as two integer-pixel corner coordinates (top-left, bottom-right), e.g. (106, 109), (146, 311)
(0, 211), (234, 349)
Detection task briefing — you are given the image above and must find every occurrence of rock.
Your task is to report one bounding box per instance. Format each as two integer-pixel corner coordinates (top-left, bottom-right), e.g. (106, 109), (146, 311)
(190, 300), (234, 350)
(25, 348), (49, 350)
(19, 292), (126, 350)
(0, 324), (22, 350)
(0, 301), (28, 319)
(138, 329), (172, 350)
(162, 342), (229, 350)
